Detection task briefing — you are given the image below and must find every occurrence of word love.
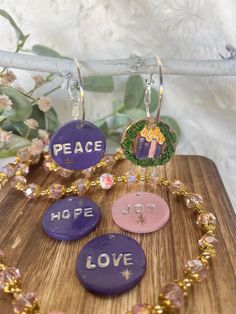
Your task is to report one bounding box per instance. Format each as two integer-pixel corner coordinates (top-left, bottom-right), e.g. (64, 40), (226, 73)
(86, 252), (134, 269)
(52, 141), (103, 156)
(50, 207), (94, 222)
(77, 234), (146, 295)
(123, 203), (156, 214)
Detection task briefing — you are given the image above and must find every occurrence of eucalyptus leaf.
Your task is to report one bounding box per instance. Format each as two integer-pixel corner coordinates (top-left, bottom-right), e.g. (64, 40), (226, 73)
(161, 115), (181, 143)
(84, 76), (114, 93)
(149, 88), (158, 112)
(32, 44), (61, 58)
(124, 75), (144, 109)
(98, 121), (109, 136)
(0, 85), (32, 121)
(112, 113), (130, 129)
(30, 105), (46, 129)
(1, 120), (36, 138)
(0, 134), (31, 157)
(44, 107), (60, 134)
(0, 10), (28, 47)
(123, 108), (144, 121)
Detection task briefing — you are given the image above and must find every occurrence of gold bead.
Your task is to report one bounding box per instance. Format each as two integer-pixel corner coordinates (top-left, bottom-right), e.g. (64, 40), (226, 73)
(153, 305), (164, 314)
(117, 176), (124, 182)
(90, 181), (97, 187)
(3, 279), (21, 294)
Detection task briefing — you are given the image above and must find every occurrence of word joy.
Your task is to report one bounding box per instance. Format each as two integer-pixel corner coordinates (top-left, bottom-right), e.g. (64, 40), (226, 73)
(51, 207), (94, 222)
(52, 141), (103, 156)
(86, 253), (134, 269)
(123, 203), (156, 214)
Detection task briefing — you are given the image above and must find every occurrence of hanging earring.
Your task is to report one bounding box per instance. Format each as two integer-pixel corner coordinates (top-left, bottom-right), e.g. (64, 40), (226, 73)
(121, 57), (177, 167)
(49, 59), (106, 170)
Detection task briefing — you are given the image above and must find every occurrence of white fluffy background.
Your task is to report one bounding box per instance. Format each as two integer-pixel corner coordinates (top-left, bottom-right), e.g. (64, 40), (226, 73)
(0, 0), (235, 208)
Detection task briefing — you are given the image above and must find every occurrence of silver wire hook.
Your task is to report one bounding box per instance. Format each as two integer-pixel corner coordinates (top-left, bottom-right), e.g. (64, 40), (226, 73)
(155, 56), (163, 122)
(66, 58), (85, 126)
(143, 74), (153, 118)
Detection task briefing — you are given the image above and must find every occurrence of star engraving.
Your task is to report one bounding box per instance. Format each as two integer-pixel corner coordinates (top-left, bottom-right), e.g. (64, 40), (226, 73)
(64, 157), (72, 165)
(136, 213), (147, 225)
(121, 269), (132, 280)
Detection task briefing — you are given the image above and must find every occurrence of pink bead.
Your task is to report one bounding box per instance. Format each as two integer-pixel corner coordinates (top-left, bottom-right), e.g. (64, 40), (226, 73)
(49, 184), (64, 199)
(17, 163), (29, 175)
(43, 159), (54, 172)
(31, 154), (41, 165)
(196, 212), (216, 229)
(58, 167), (73, 178)
(17, 147), (31, 162)
(160, 282), (184, 309)
(198, 234), (218, 249)
(169, 180), (185, 195)
(99, 173), (114, 190)
(74, 178), (87, 195)
(0, 266), (20, 290)
(24, 183), (40, 198)
(81, 167), (94, 178)
(103, 155), (114, 166)
(148, 172), (159, 185)
(185, 193), (203, 208)
(11, 176), (27, 188)
(185, 259), (207, 281)
(2, 163), (16, 177)
(131, 303), (150, 314)
(126, 172), (137, 185)
(12, 292), (37, 314)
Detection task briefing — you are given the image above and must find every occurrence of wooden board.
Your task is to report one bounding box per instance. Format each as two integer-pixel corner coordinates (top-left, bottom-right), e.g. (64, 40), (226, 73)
(0, 155), (235, 314)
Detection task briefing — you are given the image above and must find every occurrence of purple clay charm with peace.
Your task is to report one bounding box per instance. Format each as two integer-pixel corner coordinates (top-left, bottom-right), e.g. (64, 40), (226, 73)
(49, 120), (106, 170)
(42, 196), (101, 241)
(76, 233), (146, 295)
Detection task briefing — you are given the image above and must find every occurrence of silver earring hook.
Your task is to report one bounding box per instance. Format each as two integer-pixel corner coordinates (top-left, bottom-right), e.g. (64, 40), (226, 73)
(143, 57), (163, 122)
(64, 58), (85, 126)
(155, 56), (163, 122)
(143, 73), (154, 118)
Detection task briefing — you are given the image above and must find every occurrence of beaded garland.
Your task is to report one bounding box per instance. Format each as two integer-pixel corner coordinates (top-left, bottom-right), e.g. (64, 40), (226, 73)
(0, 167), (217, 313)
(0, 147), (124, 199)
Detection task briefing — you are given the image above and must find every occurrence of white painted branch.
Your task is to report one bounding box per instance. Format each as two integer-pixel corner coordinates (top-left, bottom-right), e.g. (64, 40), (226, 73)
(1, 49), (236, 77)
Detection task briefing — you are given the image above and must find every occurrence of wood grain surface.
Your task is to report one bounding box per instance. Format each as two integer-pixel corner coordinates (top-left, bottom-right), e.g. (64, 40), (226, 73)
(0, 155), (235, 314)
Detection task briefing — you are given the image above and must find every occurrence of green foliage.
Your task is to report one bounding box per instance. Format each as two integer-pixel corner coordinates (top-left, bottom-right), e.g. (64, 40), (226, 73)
(32, 44), (62, 58)
(0, 9), (29, 50)
(84, 76), (114, 93)
(0, 134), (31, 157)
(0, 85), (32, 121)
(124, 75), (144, 109)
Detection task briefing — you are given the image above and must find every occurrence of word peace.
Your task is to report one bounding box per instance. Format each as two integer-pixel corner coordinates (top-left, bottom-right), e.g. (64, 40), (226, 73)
(52, 141), (103, 156)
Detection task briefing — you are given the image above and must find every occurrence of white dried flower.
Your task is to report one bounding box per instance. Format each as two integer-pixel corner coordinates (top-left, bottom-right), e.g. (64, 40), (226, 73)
(38, 97), (52, 112)
(24, 119), (39, 129)
(38, 129), (49, 144)
(30, 138), (44, 156)
(32, 75), (44, 85)
(0, 70), (17, 86)
(0, 128), (12, 143)
(0, 95), (13, 111)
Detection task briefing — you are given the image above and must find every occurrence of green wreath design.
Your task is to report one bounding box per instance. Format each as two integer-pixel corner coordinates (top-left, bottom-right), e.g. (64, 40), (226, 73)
(121, 119), (177, 167)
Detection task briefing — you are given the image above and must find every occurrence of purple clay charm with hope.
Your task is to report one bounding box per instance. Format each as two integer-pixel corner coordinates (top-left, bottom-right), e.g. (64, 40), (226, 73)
(42, 196), (101, 241)
(49, 120), (106, 170)
(76, 233), (146, 295)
